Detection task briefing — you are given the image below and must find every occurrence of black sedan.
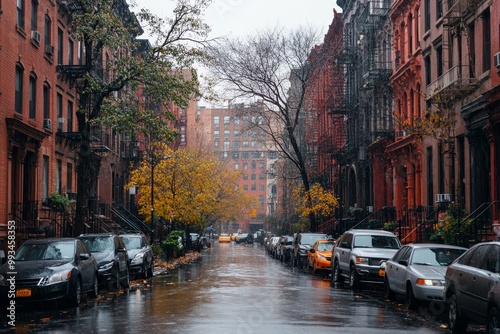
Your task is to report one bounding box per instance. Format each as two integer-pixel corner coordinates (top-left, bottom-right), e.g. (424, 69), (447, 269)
(120, 233), (154, 279)
(0, 238), (98, 307)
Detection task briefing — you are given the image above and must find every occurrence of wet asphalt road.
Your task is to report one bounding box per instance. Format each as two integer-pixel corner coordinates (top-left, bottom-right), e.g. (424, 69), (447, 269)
(1, 242), (461, 333)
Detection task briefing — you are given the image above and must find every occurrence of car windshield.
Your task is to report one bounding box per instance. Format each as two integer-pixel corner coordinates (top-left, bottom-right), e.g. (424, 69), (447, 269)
(411, 247), (466, 266)
(15, 241), (75, 261)
(122, 237), (141, 250)
(318, 242), (334, 251)
(80, 236), (113, 252)
(300, 235), (327, 246)
(353, 235), (400, 249)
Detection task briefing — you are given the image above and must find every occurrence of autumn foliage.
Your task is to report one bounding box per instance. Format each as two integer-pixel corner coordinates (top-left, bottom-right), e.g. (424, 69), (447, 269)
(127, 145), (257, 230)
(293, 183), (339, 219)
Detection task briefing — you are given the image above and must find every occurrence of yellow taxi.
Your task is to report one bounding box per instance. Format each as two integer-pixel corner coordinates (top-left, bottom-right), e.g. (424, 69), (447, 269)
(307, 239), (335, 273)
(218, 233), (231, 243)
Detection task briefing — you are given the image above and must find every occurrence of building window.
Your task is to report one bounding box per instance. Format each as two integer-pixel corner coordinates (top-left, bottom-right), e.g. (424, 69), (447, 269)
(437, 0), (443, 20)
(424, 55), (431, 85)
(67, 100), (73, 132)
(243, 174), (248, 180)
(234, 130), (240, 138)
(243, 185), (248, 191)
(424, 0), (430, 31)
(214, 140), (219, 147)
(482, 9), (491, 72)
(222, 151), (228, 159)
(251, 161), (256, 169)
(68, 39), (74, 65)
(214, 130), (219, 138)
(67, 162), (73, 193)
(232, 151), (239, 159)
(44, 15), (51, 47)
(29, 74), (36, 119)
(242, 152), (249, 160)
(56, 93), (63, 132)
(224, 130), (230, 139)
(259, 162), (264, 169)
(31, 0), (38, 32)
(243, 163), (248, 170)
(468, 22), (475, 78)
(56, 160), (62, 194)
(259, 185), (264, 191)
(15, 65), (24, 114)
(251, 174), (256, 180)
(42, 155), (49, 201)
(436, 45), (443, 77)
(43, 83), (50, 119)
(17, 0), (25, 30)
(251, 184), (256, 191)
(224, 141), (230, 149)
(259, 173), (265, 180)
(243, 141), (249, 147)
(234, 163), (239, 170)
(224, 116), (230, 125)
(234, 116), (239, 125)
(408, 14), (413, 55)
(213, 116), (219, 126)
(57, 28), (63, 64)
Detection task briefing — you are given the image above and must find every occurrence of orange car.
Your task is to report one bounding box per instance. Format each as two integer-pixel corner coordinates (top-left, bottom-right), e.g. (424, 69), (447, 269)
(307, 239), (335, 273)
(218, 233), (231, 242)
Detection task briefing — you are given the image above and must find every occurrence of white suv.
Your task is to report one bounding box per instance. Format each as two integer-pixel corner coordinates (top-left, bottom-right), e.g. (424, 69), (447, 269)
(331, 229), (401, 289)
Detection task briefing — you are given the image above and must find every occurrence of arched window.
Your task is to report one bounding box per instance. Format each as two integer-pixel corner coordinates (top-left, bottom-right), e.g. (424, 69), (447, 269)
(29, 72), (37, 119)
(408, 14), (413, 55)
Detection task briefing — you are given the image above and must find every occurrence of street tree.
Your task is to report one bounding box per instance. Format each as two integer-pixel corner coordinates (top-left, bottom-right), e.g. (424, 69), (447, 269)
(127, 146), (257, 233)
(206, 26), (328, 231)
(58, 0), (212, 236)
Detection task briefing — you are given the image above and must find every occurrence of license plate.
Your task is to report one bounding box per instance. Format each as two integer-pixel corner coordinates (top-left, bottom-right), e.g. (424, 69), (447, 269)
(16, 288), (32, 297)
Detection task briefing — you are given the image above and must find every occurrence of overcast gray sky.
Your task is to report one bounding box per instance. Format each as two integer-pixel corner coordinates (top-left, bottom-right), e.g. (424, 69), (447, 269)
(135, 0), (341, 40)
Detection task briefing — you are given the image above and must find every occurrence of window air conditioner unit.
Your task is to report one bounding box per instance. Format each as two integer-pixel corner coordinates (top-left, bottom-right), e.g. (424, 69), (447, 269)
(494, 52), (500, 69)
(31, 31), (41, 44)
(45, 44), (54, 56)
(43, 118), (52, 130)
(435, 193), (451, 203)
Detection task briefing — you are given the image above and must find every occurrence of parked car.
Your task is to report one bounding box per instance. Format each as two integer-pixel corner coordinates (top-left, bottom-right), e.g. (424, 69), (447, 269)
(384, 243), (466, 310)
(0, 238), (98, 307)
(331, 229), (401, 289)
(444, 241), (500, 334)
(189, 233), (200, 250)
(291, 233), (328, 268)
(120, 233), (154, 279)
(218, 233), (231, 243)
(78, 233), (129, 291)
(235, 233), (249, 244)
(307, 239), (336, 273)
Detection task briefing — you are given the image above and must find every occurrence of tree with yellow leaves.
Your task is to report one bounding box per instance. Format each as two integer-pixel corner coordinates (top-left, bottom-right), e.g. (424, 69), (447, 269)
(127, 145), (257, 233)
(293, 183), (339, 230)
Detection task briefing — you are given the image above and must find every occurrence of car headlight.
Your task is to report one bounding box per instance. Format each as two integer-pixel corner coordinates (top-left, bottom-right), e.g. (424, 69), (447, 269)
(0, 274), (5, 286)
(99, 261), (114, 271)
(416, 278), (444, 286)
(46, 269), (72, 285)
(131, 253), (144, 265)
(355, 257), (369, 264)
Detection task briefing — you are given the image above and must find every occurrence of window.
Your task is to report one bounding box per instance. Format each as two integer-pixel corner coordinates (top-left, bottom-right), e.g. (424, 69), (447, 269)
(242, 152), (249, 160)
(437, 0), (443, 20)
(259, 173), (265, 180)
(67, 162), (73, 193)
(259, 162), (264, 169)
(469, 22), (476, 78)
(243, 174), (248, 180)
(234, 116), (240, 125)
(224, 116), (230, 125)
(56, 160), (62, 194)
(436, 45), (443, 77)
(31, 0), (38, 32)
(259, 185), (264, 191)
(214, 140), (219, 148)
(408, 14), (413, 55)
(232, 151), (239, 159)
(57, 93), (63, 131)
(68, 39), (74, 65)
(43, 83), (50, 119)
(424, 0), (430, 31)
(57, 28), (63, 64)
(224, 141), (230, 149)
(424, 55), (431, 85)
(15, 65), (24, 114)
(234, 130), (240, 137)
(483, 9), (491, 72)
(234, 163), (239, 170)
(243, 141), (249, 147)
(251, 161), (256, 169)
(251, 174), (256, 180)
(427, 146), (434, 206)
(17, 0), (25, 30)
(44, 15), (51, 47)
(42, 156), (49, 200)
(251, 141), (257, 148)
(243, 163), (248, 170)
(67, 100), (73, 132)
(213, 116), (219, 126)
(213, 130), (219, 138)
(224, 130), (230, 139)
(243, 116), (249, 125)
(243, 185), (248, 191)
(251, 184), (256, 191)
(222, 151), (228, 159)
(29, 74), (36, 119)
(233, 141), (240, 148)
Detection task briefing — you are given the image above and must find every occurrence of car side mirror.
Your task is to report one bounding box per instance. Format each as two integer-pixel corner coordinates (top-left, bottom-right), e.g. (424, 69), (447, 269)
(79, 253), (90, 260)
(309, 249), (315, 253)
(398, 260), (408, 266)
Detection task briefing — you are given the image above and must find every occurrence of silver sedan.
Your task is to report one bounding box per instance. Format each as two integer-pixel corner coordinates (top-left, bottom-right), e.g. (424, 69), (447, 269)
(383, 243), (467, 310)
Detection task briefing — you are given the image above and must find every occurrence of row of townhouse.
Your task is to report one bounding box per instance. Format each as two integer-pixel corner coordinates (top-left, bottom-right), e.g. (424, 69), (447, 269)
(0, 0), (165, 256)
(308, 0), (500, 243)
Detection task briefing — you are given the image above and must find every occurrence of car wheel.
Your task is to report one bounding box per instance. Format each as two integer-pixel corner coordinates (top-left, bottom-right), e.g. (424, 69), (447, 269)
(332, 261), (342, 283)
(69, 278), (82, 307)
(142, 261), (148, 279)
(487, 306), (500, 334)
(384, 276), (396, 300)
(88, 274), (99, 298)
(349, 264), (359, 289)
(109, 266), (120, 291)
(448, 293), (468, 334)
(406, 284), (418, 310)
